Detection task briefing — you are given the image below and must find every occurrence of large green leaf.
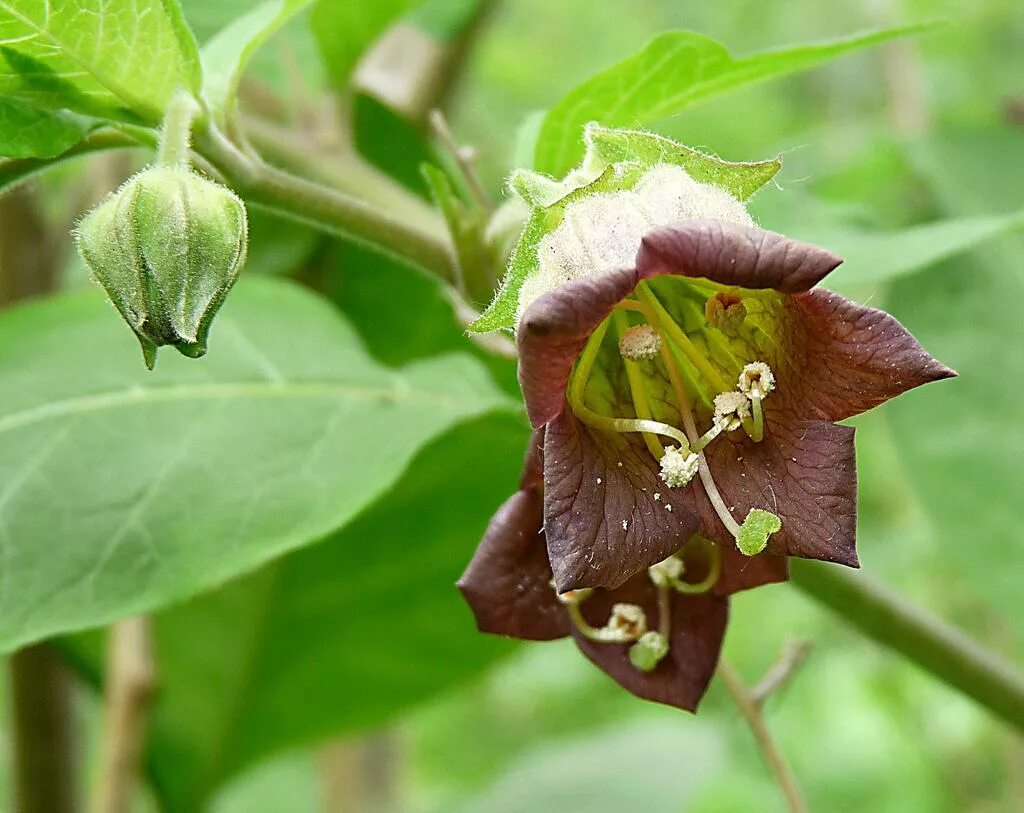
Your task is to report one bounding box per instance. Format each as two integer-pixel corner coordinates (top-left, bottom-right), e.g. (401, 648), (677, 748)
(0, 0), (202, 124)
(200, 0), (313, 128)
(65, 413), (527, 812)
(882, 128), (1024, 647)
(0, 277), (514, 654)
(0, 97), (94, 158)
(751, 191), (1024, 293)
(534, 25), (933, 177)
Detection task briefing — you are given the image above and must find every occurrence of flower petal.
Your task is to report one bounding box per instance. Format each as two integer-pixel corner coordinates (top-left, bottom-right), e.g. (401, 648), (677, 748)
(543, 410), (701, 591)
(573, 579), (728, 712)
(715, 545), (789, 595)
(518, 269), (638, 427)
(785, 289), (956, 422)
(457, 483), (570, 641)
(636, 220), (842, 293)
(701, 417), (859, 566)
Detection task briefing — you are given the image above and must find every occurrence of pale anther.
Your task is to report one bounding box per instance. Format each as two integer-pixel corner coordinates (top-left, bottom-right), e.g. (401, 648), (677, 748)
(602, 603), (648, 641)
(618, 323), (662, 360)
(659, 445), (699, 488)
(739, 361), (776, 398)
(713, 390), (751, 431)
(648, 555), (684, 588)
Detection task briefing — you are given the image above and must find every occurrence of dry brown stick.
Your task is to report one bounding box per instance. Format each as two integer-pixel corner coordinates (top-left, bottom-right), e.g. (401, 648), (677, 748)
(753, 640), (813, 706)
(718, 660), (809, 813)
(428, 108), (492, 213)
(93, 617), (158, 813)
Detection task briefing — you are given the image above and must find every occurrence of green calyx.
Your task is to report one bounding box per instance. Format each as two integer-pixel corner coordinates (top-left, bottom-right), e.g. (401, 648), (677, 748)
(75, 166), (248, 369)
(471, 124), (781, 334)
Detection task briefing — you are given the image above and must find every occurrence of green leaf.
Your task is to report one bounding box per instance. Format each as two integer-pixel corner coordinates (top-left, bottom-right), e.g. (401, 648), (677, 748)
(65, 413), (527, 812)
(473, 127), (779, 334)
(310, 0), (416, 89)
(200, 0), (313, 129)
(0, 0), (202, 124)
(755, 194), (1024, 293)
(0, 128), (146, 194)
(0, 277), (514, 654)
(535, 25), (936, 177)
(0, 98), (94, 158)
(884, 127), (1024, 647)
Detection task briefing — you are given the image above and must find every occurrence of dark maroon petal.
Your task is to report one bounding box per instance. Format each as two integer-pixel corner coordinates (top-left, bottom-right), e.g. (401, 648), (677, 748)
(543, 410), (701, 592)
(715, 545), (789, 595)
(700, 416), (859, 567)
(785, 289), (956, 422)
(636, 220), (842, 293)
(518, 269), (638, 427)
(573, 579), (728, 712)
(520, 428), (545, 491)
(457, 487), (570, 641)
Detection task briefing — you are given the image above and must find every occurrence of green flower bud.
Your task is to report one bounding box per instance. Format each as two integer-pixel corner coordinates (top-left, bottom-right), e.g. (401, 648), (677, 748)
(75, 166), (248, 368)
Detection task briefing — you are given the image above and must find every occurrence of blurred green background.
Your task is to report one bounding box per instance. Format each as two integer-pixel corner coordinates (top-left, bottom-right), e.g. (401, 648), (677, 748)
(3, 0), (1024, 811)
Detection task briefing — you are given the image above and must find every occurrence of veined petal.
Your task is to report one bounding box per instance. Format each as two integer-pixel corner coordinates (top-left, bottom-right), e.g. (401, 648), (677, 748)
(518, 269), (638, 428)
(543, 410), (701, 591)
(572, 577), (728, 712)
(785, 289), (957, 422)
(701, 415), (859, 566)
(636, 220), (842, 293)
(457, 481), (570, 641)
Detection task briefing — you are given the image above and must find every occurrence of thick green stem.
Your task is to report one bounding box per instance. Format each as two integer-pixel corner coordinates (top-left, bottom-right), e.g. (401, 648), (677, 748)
(791, 559), (1024, 732)
(193, 126), (456, 284)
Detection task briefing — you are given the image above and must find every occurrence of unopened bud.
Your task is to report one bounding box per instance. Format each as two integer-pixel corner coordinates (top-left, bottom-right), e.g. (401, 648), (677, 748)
(76, 167), (248, 368)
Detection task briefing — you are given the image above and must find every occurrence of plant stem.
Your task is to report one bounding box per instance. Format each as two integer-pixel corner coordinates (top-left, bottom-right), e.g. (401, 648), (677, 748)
(7, 644), (80, 813)
(718, 661), (808, 813)
(93, 617), (158, 813)
(791, 559), (1024, 732)
(194, 126), (456, 284)
(156, 93), (200, 169)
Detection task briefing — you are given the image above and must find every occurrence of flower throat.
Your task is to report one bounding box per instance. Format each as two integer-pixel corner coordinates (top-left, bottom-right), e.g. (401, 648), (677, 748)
(568, 278), (784, 558)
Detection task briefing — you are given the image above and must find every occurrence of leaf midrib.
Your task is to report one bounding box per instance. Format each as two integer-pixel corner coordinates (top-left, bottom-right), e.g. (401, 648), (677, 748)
(0, 379), (510, 436)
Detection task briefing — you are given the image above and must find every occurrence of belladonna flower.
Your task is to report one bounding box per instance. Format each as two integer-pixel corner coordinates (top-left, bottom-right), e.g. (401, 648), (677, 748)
(459, 127), (954, 710)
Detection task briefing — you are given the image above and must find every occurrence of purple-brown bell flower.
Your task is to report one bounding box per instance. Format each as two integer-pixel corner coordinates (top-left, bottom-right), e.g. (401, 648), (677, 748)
(459, 128), (954, 711)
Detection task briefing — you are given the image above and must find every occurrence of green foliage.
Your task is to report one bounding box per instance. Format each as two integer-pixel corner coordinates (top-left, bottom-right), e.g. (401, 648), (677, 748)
(0, 278), (513, 654)
(65, 413), (526, 812)
(0, 0), (202, 124)
(534, 24), (935, 177)
(886, 127), (1024, 649)
(310, 0), (416, 89)
(0, 98), (94, 159)
(200, 0), (314, 129)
